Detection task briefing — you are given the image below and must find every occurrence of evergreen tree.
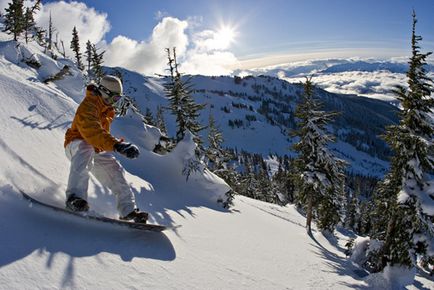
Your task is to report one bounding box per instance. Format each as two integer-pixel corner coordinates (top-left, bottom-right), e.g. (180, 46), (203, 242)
(23, 8), (34, 43)
(3, 0), (24, 41)
(368, 11), (434, 272)
(47, 12), (53, 50)
(292, 77), (346, 234)
(206, 114), (226, 171)
(156, 106), (168, 135)
(206, 114), (237, 208)
(144, 108), (155, 126)
(164, 47), (206, 145)
(60, 40), (66, 58)
(70, 26), (83, 70)
(91, 44), (105, 81)
(85, 40), (92, 73)
(344, 189), (359, 231)
(23, 0), (40, 44)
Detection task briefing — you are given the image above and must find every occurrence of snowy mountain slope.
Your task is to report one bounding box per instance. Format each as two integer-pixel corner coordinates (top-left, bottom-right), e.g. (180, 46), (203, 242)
(102, 68), (398, 177)
(0, 35), (432, 289)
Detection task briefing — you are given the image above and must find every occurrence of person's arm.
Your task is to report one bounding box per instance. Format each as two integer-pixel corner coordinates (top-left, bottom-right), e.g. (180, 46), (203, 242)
(75, 100), (118, 151)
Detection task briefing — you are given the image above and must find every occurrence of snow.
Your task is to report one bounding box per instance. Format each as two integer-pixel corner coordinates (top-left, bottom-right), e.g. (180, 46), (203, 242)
(382, 265), (417, 288)
(350, 237), (370, 264)
(0, 33), (432, 289)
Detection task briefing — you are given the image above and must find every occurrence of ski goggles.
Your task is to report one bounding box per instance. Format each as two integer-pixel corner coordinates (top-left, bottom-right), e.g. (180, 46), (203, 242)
(98, 85), (123, 104)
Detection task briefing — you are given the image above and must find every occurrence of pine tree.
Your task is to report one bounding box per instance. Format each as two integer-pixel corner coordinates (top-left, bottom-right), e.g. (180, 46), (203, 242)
(206, 114), (225, 171)
(205, 114), (237, 208)
(70, 26), (83, 70)
(22, 0), (40, 44)
(23, 8), (34, 43)
(164, 47), (205, 145)
(3, 0), (24, 41)
(368, 11), (434, 272)
(90, 44), (105, 81)
(34, 26), (46, 46)
(292, 77), (346, 234)
(85, 40), (92, 73)
(47, 12), (54, 50)
(144, 108), (155, 126)
(156, 106), (168, 135)
(60, 40), (66, 58)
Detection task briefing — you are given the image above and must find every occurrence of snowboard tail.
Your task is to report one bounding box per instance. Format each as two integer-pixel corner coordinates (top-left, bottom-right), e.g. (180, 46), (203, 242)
(20, 190), (167, 232)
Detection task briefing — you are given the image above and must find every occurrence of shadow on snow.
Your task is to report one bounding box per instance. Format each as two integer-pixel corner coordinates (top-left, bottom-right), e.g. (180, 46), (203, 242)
(0, 185), (176, 288)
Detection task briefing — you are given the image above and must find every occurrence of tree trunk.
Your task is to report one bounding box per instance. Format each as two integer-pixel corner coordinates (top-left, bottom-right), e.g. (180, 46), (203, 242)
(306, 194), (313, 234)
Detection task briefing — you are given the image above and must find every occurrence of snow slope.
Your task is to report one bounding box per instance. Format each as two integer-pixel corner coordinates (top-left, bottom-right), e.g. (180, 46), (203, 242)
(0, 35), (432, 289)
(103, 68), (397, 178)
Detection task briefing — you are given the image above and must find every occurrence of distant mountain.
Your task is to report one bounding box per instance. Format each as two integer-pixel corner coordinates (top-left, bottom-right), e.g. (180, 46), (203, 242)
(236, 59), (434, 100)
(322, 61), (409, 73)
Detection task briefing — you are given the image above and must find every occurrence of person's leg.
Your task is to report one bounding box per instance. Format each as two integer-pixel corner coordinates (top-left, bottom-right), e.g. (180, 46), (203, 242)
(91, 152), (137, 217)
(65, 140), (95, 201)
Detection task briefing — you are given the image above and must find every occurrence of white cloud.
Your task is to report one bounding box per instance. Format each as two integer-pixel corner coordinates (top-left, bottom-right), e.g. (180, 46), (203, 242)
(0, 0), (111, 54)
(104, 16), (239, 76)
(285, 70), (407, 101)
(182, 50), (238, 76)
(36, 1), (110, 54)
(0, 1), (238, 76)
(104, 17), (189, 75)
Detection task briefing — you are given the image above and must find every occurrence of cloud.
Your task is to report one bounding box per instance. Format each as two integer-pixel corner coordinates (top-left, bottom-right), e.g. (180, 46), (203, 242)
(182, 50), (239, 76)
(285, 70), (407, 101)
(0, 0), (111, 54)
(104, 16), (239, 76)
(239, 58), (432, 100)
(37, 1), (110, 54)
(104, 17), (189, 75)
(0, 1), (238, 76)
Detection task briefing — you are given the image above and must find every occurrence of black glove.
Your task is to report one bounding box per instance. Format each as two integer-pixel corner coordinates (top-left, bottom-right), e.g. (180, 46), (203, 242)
(114, 142), (140, 159)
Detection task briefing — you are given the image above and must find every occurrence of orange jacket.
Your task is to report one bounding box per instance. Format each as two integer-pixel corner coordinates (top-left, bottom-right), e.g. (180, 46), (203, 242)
(64, 85), (119, 152)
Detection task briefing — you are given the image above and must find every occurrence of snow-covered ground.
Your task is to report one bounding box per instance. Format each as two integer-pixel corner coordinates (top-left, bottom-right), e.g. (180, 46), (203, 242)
(0, 34), (432, 289)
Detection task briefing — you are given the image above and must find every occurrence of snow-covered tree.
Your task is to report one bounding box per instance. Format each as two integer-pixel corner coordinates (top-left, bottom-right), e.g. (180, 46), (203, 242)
(3, 0), (24, 41)
(70, 26), (83, 70)
(164, 47), (205, 145)
(156, 106), (168, 135)
(292, 77), (346, 234)
(144, 108), (155, 126)
(368, 11), (434, 273)
(206, 114), (226, 171)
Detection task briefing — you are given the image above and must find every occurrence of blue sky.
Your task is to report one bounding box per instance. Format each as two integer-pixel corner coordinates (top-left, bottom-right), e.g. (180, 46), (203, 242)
(62, 0), (434, 57)
(33, 0), (434, 75)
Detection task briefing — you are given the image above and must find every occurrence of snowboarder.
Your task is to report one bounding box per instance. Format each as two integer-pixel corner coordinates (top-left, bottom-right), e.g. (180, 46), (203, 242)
(64, 75), (148, 223)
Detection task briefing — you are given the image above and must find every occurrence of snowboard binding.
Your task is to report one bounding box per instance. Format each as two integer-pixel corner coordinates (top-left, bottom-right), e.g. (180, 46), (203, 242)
(66, 194), (89, 212)
(120, 209), (149, 224)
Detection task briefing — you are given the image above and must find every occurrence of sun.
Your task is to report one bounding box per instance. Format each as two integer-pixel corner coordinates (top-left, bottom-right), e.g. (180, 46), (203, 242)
(214, 25), (236, 50)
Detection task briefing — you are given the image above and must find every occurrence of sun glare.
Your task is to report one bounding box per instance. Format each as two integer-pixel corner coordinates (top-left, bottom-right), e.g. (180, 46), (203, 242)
(214, 25), (236, 50)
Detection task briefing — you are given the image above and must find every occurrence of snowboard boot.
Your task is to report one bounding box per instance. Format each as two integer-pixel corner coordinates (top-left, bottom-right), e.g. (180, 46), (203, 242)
(66, 194), (89, 212)
(120, 209), (149, 224)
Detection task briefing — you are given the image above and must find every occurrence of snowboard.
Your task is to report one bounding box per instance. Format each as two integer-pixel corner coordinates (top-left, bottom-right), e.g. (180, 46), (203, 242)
(20, 190), (167, 232)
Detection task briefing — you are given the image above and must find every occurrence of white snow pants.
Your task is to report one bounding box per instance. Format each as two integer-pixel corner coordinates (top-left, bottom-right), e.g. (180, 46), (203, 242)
(65, 140), (136, 217)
